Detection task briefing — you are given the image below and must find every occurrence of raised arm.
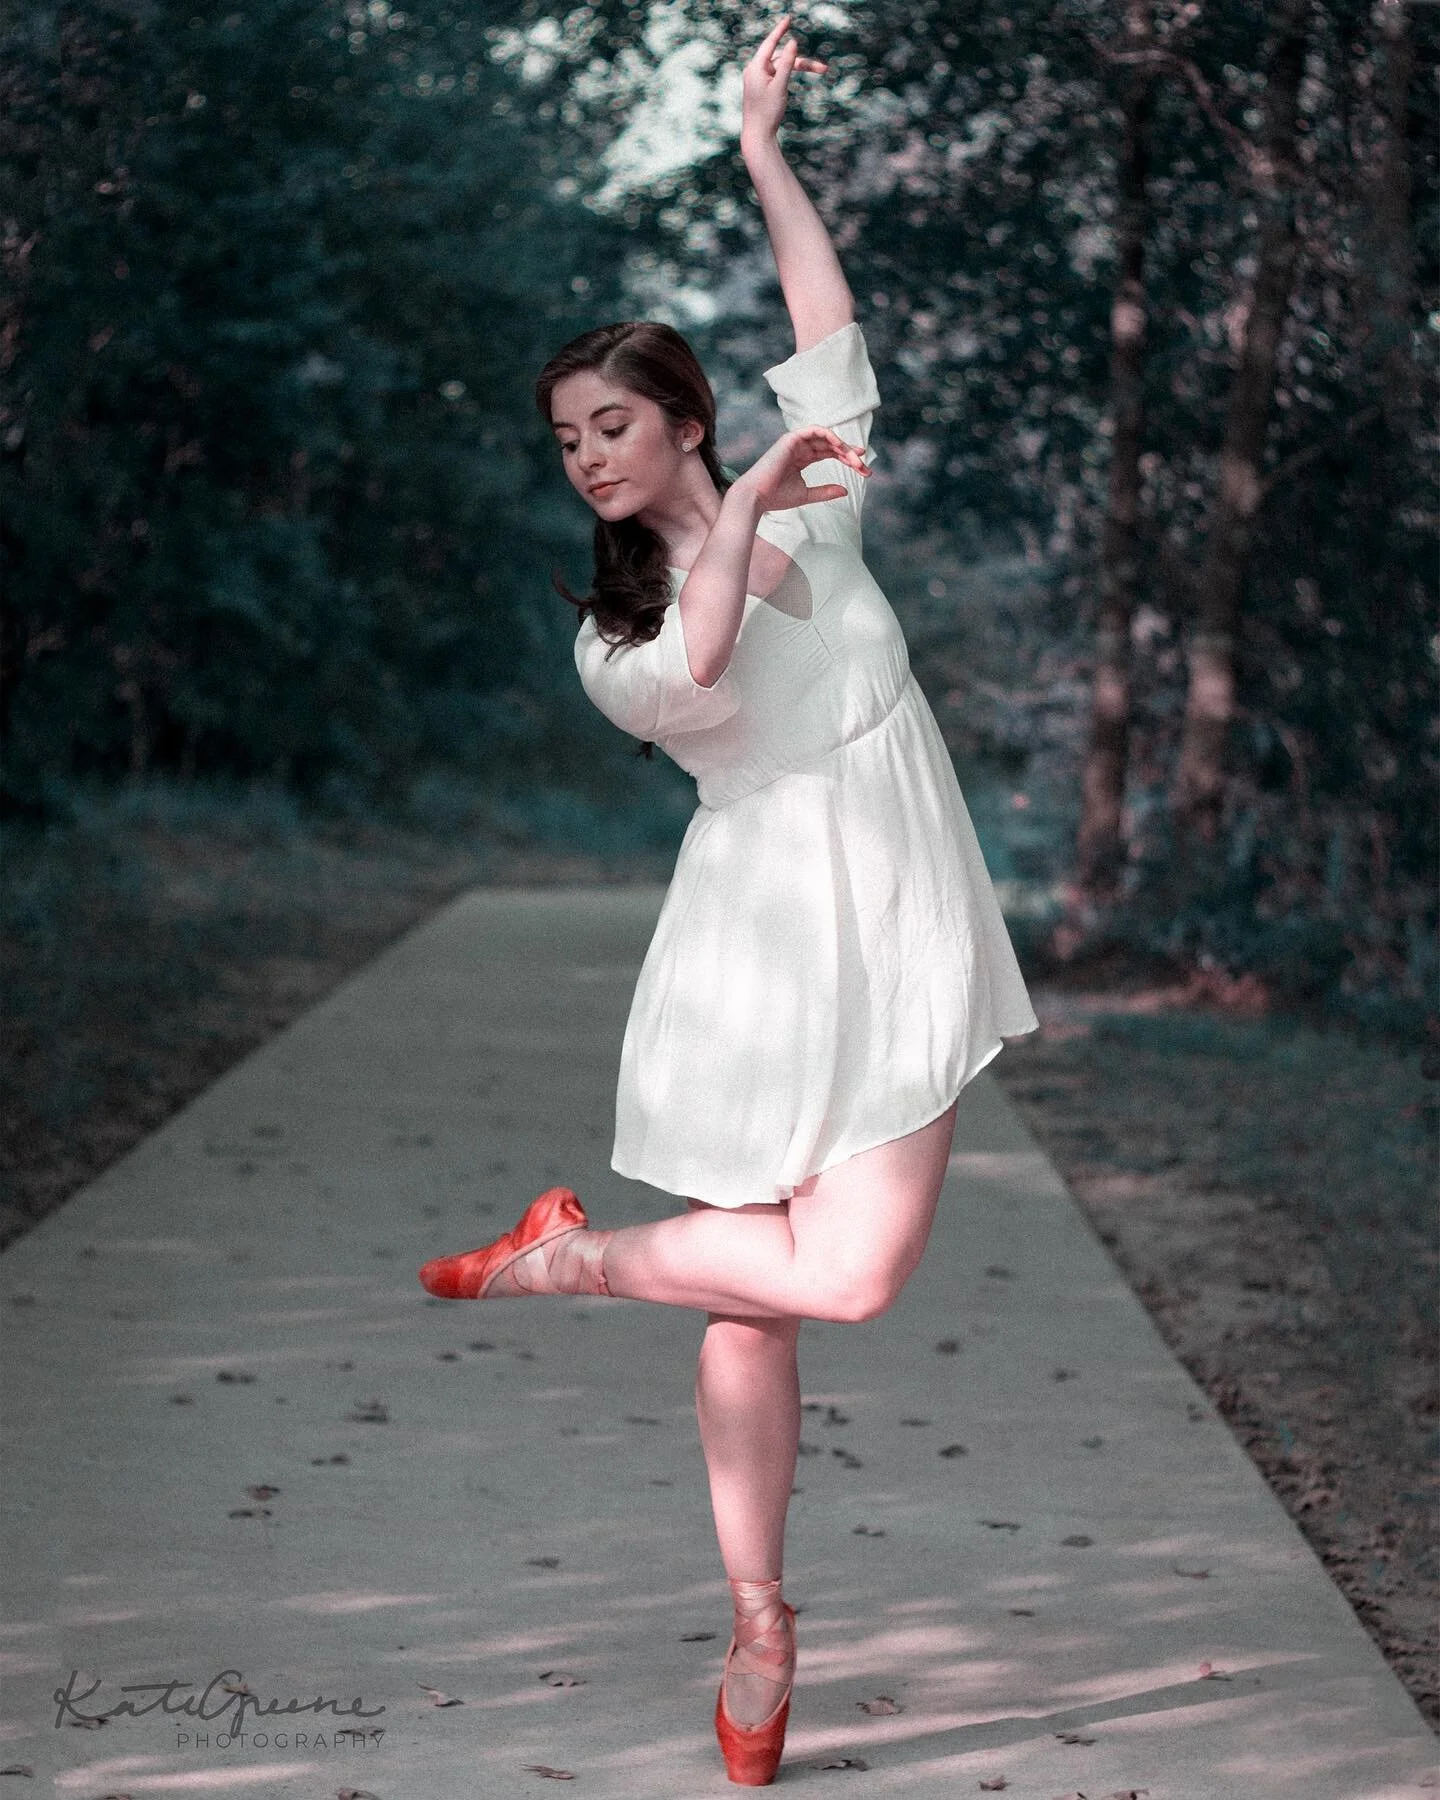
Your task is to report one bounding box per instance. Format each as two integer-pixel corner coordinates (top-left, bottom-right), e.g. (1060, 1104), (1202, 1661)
(740, 14), (854, 354)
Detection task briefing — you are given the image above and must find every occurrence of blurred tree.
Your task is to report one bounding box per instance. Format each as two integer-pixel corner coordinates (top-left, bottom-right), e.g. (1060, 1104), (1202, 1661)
(0, 0), (637, 811)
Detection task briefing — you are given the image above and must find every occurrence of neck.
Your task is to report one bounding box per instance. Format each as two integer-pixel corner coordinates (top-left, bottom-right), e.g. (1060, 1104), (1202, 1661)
(634, 457), (723, 567)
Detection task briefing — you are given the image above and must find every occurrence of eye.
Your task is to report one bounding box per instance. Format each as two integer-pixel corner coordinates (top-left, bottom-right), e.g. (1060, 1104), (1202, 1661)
(601, 425), (626, 440)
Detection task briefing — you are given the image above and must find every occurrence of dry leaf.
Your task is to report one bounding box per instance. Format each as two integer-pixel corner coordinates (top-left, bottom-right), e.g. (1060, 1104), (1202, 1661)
(1008, 1607), (1035, 1616)
(522, 1766), (575, 1781)
(899, 1416), (931, 1426)
(346, 1399), (389, 1423)
(979, 1518), (1021, 1531)
(538, 1670), (586, 1688)
(825, 1406), (850, 1426)
(984, 1265), (1014, 1279)
(852, 1524), (885, 1537)
(1061, 1534), (1094, 1547)
(856, 1695), (902, 1715)
(832, 1450), (864, 1469)
(934, 1338), (960, 1355)
(66, 1716), (105, 1729)
(814, 1757), (870, 1770)
(246, 1485), (279, 1501)
(939, 1443), (968, 1458)
(1172, 1564), (1210, 1579)
(337, 1789), (381, 1799)
(680, 1632), (715, 1642)
(527, 1556), (561, 1569)
(1055, 1729), (1096, 1744)
(1197, 1661), (1233, 1680)
(416, 1683), (464, 1706)
(216, 1370), (256, 1383)
(979, 1780), (1009, 1792)
(1081, 1435), (1104, 1449)
(219, 1679), (252, 1696)
(0, 1766), (35, 1777)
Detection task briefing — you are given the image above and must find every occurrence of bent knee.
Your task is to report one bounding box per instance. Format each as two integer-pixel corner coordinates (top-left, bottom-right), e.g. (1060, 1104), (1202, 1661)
(819, 1268), (909, 1324)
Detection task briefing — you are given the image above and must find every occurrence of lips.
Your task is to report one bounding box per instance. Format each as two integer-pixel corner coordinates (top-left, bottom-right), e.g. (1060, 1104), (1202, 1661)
(588, 480), (622, 499)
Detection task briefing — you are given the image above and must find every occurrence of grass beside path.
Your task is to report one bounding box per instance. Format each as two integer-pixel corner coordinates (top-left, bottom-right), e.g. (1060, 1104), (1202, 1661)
(3, 784), (1436, 1730)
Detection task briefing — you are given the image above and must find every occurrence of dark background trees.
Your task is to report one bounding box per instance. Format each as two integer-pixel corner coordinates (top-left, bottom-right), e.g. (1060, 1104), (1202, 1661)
(2, 0), (1435, 1023)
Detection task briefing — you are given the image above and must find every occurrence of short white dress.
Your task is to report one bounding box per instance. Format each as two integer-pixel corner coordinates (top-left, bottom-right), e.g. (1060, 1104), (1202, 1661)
(574, 320), (1039, 1208)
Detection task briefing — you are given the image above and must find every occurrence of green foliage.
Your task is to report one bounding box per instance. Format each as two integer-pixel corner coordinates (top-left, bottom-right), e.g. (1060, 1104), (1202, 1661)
(0, 0), (637, 808)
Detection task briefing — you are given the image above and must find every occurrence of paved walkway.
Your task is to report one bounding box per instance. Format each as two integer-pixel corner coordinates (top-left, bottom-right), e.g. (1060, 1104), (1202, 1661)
(2, 887), (1434, 1799)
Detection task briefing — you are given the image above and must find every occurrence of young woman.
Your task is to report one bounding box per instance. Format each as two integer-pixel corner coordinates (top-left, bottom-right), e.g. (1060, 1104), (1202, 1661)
(419, 14), (1038, 1785)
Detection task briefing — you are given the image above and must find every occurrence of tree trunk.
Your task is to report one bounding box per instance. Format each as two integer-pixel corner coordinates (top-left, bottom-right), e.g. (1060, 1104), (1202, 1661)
(1171, 0), (1312, 845)
(1075, 0), (1157, 897)
(1364, 0), (1415, 439)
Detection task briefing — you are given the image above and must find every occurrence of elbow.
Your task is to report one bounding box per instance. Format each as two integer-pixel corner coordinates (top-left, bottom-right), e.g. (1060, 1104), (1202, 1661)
(689, 656), (730, 692)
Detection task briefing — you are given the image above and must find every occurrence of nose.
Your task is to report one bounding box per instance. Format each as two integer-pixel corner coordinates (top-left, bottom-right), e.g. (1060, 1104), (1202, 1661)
(577, 438), (606, 474)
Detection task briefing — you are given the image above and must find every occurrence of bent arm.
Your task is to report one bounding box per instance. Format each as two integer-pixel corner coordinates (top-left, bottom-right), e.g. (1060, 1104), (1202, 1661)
(740, 17), (854, 353)
(677, 485), (765, 689)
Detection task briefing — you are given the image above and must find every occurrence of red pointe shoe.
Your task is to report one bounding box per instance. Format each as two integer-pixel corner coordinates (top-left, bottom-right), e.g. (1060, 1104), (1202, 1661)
(417, 1187), (609, 1299)
(714, 1580), (796, 1786)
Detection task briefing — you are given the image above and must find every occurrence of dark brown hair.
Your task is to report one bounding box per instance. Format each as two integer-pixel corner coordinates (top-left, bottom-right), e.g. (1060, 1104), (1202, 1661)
(535, 321), (730, 757)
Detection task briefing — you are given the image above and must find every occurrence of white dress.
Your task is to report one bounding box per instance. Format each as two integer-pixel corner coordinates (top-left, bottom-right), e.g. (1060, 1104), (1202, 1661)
(574, 321), (1039, 1208)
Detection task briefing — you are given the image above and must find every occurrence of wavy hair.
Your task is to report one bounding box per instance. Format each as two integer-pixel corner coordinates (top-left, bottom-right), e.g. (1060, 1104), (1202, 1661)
(535, 321), (730, 757)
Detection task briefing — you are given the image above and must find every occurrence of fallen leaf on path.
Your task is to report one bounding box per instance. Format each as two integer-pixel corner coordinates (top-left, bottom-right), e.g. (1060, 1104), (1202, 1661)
(468, 1340), (495, 1352)
(1197, 1661), (1233, 1680)
(979, 1518), (1022, 1531)
(538, 1671), (586, 1687)
(522, 1765), (575, 1780)
(1172, 1564), (1210, 1579)
(1054, 1729), (1096, 1744)
(216, 1370), (256, 1384)
(416, 1684), (463, 1706)
(979, 1780), (1009, 1791)
(246, 1485), (279, 1501)
(680, 1632), (715, 1642)
(0, 1765), (34, 1776)
(832, 1450), (864, 1469)
(169, 1394), (195, 1405)
(435, 1350), (460, 1362)
(1053, 1368), (1077, 1381)
(824, 1405), (850, 1425)
(624, 1414), (661, 1425)
(1008, 1607), (1035, 1616)
(346, 1399), (389, 1423)
(1061, 1534), (1094, 1547)
(227, 1508), (271, 1518)
(337, 1789), (381, 1799)
(527, 1556), (561, 1569)
(939, 1443), (968, 1458)
(814, 1757), (870, 1770)
(1081, 1435), (1104, 1448)
(219, 1679), (252, 1696)
(852, 1524), (885, 1537)
(857, 1695), (902, 1714)
(311, 1453), (350, 1465)
(934, 1338), (960, 1355)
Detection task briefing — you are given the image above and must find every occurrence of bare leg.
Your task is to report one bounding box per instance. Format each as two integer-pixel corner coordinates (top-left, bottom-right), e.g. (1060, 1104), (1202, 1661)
(600, 1101), (960, 1322)
(694, 1298), (801, 1726)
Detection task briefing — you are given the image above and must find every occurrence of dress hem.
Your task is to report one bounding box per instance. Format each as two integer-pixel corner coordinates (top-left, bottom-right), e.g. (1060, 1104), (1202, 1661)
(609, 1028), (1026, 1210)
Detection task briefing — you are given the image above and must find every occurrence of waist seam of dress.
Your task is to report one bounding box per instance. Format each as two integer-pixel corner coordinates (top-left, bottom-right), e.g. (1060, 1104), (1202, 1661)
(697, 667), (916, 813)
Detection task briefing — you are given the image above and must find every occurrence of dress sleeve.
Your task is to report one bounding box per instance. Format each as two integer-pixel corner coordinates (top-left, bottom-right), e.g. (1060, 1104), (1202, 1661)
(574, 598), (741, 742)
(761, 321), (880, 544)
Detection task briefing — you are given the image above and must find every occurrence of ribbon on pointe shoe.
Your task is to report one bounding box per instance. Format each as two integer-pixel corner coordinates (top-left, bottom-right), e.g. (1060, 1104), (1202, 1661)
(723, 1577), (795, 1731)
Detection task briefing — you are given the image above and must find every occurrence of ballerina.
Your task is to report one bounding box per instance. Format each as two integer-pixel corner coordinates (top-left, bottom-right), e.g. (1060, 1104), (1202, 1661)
(419, 13), (1038, 1785)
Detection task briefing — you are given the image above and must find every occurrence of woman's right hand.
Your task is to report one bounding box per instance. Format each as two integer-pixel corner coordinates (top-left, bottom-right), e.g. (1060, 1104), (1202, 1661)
(741, 13), (827, 147)
(730, 425), (868, 515)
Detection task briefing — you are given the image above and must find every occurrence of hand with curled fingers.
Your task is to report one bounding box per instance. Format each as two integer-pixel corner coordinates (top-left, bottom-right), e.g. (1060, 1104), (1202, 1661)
(731, 425), (868, 515)
(741, 12), (828, 144)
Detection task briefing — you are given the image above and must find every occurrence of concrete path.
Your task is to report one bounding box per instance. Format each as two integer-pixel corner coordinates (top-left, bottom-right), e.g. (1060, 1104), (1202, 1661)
(2, 886), (1434, 1800)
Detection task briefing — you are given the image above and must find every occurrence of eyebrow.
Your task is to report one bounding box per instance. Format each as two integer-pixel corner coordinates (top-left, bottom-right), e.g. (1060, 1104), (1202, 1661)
(551, 400), (633, 433)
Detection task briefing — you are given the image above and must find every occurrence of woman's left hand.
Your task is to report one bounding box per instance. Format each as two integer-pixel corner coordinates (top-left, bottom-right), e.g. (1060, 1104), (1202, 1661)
(731, 425), (868, 514)
(741, 14), (827, 144)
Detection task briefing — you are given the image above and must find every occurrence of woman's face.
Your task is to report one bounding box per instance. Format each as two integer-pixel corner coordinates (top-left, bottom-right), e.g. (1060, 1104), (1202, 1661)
(549, 369), (699, 522)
